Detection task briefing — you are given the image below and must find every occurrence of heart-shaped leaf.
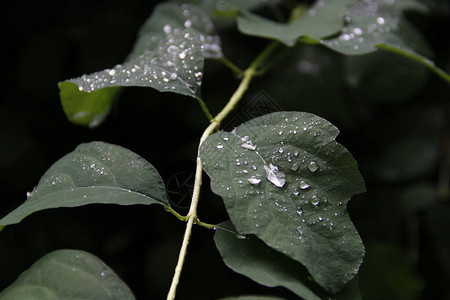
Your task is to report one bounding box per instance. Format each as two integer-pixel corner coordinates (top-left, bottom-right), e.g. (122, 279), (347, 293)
(59, 2), (222, 127)
(0, 141), (168, 228)
(0, 249), (135, 300)
(200, 112), (365, 293)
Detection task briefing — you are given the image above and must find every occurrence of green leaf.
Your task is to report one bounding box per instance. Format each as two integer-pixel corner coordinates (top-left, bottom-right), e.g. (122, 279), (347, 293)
(0, 249), (135, 300)
(214, 221), (322, 300)
(0, 141), (168, 228)
(319, 0), (450, 82)
(200, 112), (365, 293)
(219, 296), (286, 300)
(236, 0), (450, 82)
(59, 2), (222, 127)
(58, 82), (121, 128)
(237, 0), (357, 46)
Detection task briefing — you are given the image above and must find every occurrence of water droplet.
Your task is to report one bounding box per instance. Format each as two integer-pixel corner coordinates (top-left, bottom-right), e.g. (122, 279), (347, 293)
(223, 137), (229, 141)
(307, 161), (319, 172)
(311, 195), (320, 206)
(299, 180), (310, 189)
(216, 143), (224, 149)
(108, 69), (116, 76)
(264, 163), (286, 188)
(163, 24), (171, 34)
(290, 163), (299, 171)
(100, 271), (106, 278)
(170, 73), (177, 80)
(377, 17), (385, 25)
(353, 27), (363, 36)
(297, 207), (303, 216)
(241, 140), (256, 150)
(179, 51), (187, 59)
(318, 216), (323, 221)
(248, 176), (261, 185)
(278, 147), (284, 153)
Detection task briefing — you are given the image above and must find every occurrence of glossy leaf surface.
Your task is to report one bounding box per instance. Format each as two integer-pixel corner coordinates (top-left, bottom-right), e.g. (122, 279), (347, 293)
(0, 249), (135, 300)
(200, 112), (365, 293)
(59, 2), (222, 127)
(215, 221), (321, 300)
(0, 142), (168, 227)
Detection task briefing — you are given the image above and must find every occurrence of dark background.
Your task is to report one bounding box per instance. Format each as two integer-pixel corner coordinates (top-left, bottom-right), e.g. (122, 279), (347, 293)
(1, 0), (450, 299)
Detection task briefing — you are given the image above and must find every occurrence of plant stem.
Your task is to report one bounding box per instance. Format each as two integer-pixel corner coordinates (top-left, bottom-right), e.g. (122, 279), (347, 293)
(216, 57), (245, 75)
(165, 40), (278, 300)
(196, 96), (213, 121)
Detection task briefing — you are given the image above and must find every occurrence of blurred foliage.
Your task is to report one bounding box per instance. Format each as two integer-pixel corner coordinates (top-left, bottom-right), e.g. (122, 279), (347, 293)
(1, 0), (449, 299)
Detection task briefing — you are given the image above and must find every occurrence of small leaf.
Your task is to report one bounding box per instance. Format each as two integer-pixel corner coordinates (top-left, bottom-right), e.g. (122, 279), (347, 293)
(214, 221), (322, 300)
(319, 0), (450, 82)
(0, 249), (135, 300)
(200, 112), (365, 293)
(60, 3), (222, 127)
(236, 0), (450, 82)
(0, 141), (168, 228)
(237, 0), (357, 46)
(219, 296), (286, 300)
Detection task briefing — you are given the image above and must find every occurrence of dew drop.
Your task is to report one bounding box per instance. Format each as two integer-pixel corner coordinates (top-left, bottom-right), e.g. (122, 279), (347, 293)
(278, 147), (284, 153)
(299, 180), (310, 190)
(248, 176), (261, 185)
(108, 69), (116, 76)
(241, 140), (256, 150)
(264, 163), (286, 188)
(179, 51), (187, 59)
(311, 195), (320, 206)
(307, 161), (319, 172)
(216, 143), (224, 149)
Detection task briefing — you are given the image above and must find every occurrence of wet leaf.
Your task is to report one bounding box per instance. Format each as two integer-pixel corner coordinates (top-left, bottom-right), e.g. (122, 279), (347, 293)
(59, 2), (222, 127)
(214, 221), (322, 300)
(200, 112), (365, 293)
(0, 141), (168, 228)
(237, 0), (357, 46)
(0, 249), (135, 300)
(236, 0), (450, 82)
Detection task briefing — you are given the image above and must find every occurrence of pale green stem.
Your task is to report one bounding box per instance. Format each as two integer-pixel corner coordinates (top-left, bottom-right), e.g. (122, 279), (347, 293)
(196, 96), (213, 121)
(165, 41), (278, 300)
(215, 57), (245, 75)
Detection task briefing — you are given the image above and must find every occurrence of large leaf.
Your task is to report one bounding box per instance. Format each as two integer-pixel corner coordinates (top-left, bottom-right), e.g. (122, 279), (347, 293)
(0, 249), (135, 300)
(237, 0), (357, 46)
(59, 2), (222, 127)
(200, 112), (365, 293)
(0, 141), (168, 228)
(215, 221), (362, 300)
(214, 221), (322, 300)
